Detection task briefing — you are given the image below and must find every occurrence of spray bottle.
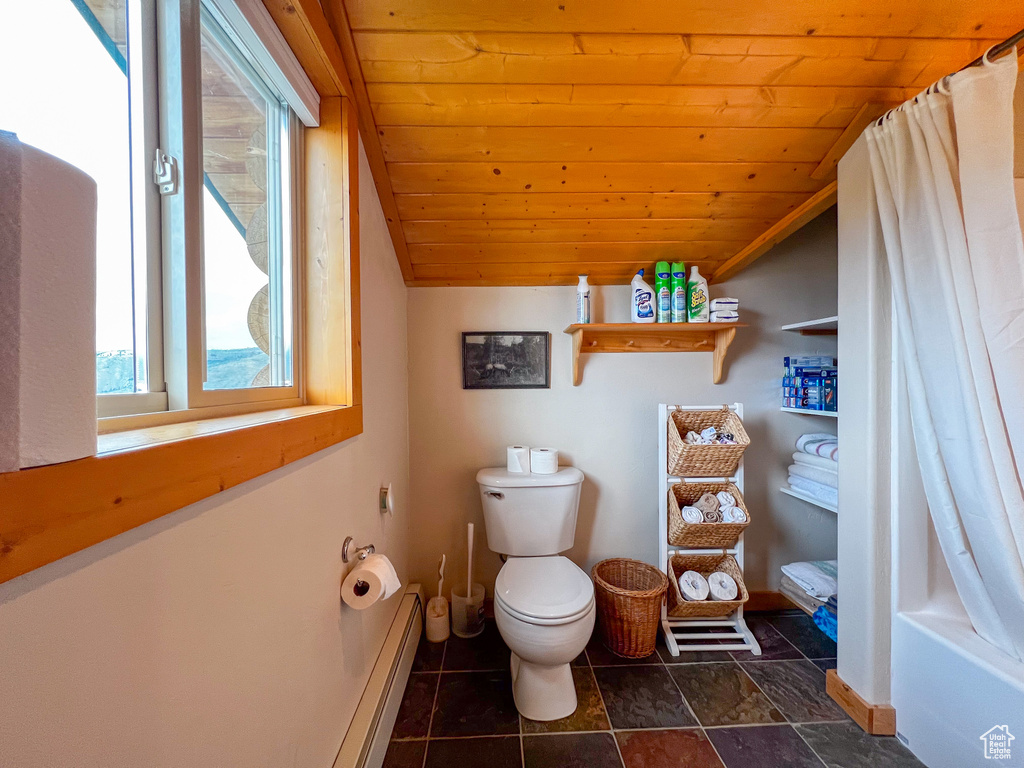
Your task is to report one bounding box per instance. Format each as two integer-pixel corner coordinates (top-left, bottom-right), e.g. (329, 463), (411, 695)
(671, 262), (687, 322)
(576, 274), (591, 323)
(654, 262), (671, 323)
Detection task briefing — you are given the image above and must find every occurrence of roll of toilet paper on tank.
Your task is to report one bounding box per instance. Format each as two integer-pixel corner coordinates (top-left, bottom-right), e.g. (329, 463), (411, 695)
(507, 445), (531, 473)
(530, 447), (559, 474)
(342, 553), (402, 610)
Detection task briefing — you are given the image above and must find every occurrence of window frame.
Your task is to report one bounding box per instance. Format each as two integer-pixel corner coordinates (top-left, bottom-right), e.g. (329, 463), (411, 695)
(97, 0), (310, 420)
(89, 0), (167, 418)
(1, 0), (363, 585)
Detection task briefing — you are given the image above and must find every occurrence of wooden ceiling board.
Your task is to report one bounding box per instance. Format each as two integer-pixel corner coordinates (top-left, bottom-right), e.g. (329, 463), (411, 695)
(324, 0), (1021, 286)
(394, 192), (808, 220)
(387, 162), (828, 194)
(408, 242), (747, 265)
(343, 1), (1021, 38)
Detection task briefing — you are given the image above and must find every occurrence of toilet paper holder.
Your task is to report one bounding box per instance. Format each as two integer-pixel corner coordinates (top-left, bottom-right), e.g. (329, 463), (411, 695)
(342, 537), (376, 563)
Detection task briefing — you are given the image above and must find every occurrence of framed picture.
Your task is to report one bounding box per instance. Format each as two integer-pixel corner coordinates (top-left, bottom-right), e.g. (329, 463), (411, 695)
(462, 332), (550, 389)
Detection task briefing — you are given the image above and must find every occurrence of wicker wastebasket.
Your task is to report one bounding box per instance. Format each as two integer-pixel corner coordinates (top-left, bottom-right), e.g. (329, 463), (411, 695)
(591, 558), (669, 658)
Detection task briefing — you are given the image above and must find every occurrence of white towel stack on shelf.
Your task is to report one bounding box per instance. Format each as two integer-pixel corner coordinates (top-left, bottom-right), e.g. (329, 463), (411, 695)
(786, 433), (838, 507)
(710, 297), (739, 323)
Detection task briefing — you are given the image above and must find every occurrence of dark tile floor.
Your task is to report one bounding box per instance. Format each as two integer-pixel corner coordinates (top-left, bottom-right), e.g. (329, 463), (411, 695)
(384, 610), (924, 768)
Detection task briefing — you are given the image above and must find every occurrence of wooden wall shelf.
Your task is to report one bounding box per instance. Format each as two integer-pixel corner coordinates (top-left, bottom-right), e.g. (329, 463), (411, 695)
(563, 322), (745, 386)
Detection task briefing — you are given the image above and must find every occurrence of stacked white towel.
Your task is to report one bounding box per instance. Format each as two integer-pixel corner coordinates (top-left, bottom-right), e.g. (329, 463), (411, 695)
(781, 560), (838, 599)
(787, 433), (838, 506)
(796, 432), (838, 461)
(710, 297), (739, 323)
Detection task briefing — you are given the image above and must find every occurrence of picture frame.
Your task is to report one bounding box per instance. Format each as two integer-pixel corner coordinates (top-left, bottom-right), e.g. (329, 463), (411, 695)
(462, 332), (550, 389)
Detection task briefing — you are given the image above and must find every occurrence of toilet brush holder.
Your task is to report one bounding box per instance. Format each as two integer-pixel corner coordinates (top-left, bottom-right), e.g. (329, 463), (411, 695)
(425, 596), (450, 643)
(451, 583), (485, 638)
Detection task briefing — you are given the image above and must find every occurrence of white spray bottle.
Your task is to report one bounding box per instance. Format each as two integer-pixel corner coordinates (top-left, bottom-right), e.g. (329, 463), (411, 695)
(631, 269), (655, 323)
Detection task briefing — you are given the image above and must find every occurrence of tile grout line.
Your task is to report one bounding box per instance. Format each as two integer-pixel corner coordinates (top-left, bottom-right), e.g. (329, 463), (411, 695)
(419, 639), (448, 768)
(587, 647), (628, 768)
(791, 723), (832, 768)
(661, 653), (706, 730)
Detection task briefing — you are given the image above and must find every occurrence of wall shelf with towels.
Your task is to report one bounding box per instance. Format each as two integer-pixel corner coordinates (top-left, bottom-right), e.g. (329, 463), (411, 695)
(563, 323), (745, 386)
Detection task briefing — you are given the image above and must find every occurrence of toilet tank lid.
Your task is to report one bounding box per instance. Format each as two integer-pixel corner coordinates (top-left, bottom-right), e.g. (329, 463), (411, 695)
(476, 467), (584, 488)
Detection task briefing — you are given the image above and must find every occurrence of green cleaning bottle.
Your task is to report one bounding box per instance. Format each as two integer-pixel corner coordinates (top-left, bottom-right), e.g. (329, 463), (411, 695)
(655, 261), (671, 323)
(671, 262), (687, 322)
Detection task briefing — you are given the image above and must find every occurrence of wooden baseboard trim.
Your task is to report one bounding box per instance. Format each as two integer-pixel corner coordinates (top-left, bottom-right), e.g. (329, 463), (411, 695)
(745, 590), (798, 612)
(826, 669), (897, 735)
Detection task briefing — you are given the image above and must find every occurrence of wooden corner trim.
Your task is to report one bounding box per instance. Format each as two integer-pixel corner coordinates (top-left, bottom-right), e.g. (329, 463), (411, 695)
(0, 405), (363, 585)
(712, 181), (838, 283)
(826, 669), (897, 736)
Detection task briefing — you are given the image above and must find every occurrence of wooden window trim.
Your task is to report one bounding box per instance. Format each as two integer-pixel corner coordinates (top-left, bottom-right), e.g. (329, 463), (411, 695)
(0, 94), (361, 586)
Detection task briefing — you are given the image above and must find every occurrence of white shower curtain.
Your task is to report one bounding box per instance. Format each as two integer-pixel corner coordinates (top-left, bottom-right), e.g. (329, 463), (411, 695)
(865, 51), (1024, 661)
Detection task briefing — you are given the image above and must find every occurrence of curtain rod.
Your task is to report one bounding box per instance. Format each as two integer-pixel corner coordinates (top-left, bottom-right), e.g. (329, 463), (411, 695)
(959, 28), (1024, 71)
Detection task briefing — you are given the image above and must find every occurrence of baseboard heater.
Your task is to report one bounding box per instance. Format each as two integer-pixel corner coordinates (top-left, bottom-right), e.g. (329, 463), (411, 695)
(333, 585), (423, 768)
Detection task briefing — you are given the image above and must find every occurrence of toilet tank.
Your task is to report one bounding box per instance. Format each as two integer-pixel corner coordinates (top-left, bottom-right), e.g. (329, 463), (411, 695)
(476, 467), (584, 556)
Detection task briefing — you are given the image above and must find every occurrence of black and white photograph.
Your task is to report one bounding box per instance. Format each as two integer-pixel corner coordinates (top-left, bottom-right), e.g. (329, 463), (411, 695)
(462, 332), (550, 389)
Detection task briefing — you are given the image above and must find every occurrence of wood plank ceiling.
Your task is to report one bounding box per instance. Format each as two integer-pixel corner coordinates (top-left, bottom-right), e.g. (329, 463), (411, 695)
(331, 0), (1022, 286)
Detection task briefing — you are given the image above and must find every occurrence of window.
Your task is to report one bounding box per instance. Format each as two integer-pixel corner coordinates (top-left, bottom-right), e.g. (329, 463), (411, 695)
(0, 0), (316, 420)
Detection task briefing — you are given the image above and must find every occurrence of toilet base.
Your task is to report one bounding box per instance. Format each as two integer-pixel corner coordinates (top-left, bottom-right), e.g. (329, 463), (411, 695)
(509, 652), (578, 722)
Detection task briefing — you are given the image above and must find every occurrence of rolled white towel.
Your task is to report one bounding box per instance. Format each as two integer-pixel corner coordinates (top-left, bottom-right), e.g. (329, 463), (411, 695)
(716, 490), (736, 508)
(708, 572), (739, 601)
(680, 570), (710, 601)
(722, 506), (747, 523)
(680, 505), (704, 524)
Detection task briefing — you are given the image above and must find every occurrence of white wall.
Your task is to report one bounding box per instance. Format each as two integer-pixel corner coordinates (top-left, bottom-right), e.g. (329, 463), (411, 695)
(0, 141), (411, 768)
(406, 212), (839, 596)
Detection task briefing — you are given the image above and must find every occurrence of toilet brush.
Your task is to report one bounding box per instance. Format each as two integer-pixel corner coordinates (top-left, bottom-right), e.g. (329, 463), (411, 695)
(425, 555), (449, 643)
(452, 522), (485, 638)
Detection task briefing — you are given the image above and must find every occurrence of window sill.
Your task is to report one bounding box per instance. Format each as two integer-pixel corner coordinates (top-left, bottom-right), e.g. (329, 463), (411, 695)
(0, 404), (362, 585)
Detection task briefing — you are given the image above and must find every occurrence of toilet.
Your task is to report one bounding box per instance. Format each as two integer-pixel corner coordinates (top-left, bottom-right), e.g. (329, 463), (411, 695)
(476, 466), (595, 722)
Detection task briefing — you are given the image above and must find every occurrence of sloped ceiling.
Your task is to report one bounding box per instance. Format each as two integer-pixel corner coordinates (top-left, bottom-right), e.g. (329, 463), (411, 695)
(332, 0), (1022, 285)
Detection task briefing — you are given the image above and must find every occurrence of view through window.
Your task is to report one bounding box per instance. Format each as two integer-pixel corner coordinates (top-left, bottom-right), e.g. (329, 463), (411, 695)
(0, 0), (291, 398)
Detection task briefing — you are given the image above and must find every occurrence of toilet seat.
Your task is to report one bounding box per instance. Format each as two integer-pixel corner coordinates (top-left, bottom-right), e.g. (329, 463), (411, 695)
(495, 556), (595, 624)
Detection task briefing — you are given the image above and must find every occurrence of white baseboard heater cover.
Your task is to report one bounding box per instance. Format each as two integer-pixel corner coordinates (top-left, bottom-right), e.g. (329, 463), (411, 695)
(333, 586), (423, 768)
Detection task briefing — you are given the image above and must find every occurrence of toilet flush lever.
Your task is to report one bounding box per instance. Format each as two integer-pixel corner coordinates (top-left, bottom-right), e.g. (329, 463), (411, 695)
(485, 491), (504, 500)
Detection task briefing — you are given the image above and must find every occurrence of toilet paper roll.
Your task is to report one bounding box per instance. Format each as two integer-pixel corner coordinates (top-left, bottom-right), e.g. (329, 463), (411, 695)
(680, 570), (710, 601)
(680, 506), (704, 524)
(507, 445), (531, 473)
(342, 553), (402, 610)
(708, 572), (739, 601)
(530, 447), (559, 474)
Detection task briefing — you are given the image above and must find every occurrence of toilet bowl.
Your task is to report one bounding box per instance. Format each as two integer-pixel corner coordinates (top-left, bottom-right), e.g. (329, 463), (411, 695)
(493, 555), (596, 721)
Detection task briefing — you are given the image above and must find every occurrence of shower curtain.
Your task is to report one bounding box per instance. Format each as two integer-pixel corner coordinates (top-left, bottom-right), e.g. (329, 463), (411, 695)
(865, 50), (1024, 661)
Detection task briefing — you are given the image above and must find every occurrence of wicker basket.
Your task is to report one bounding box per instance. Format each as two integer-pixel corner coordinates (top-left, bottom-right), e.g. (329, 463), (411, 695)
(667, 407), (749, 477)
(666, 554), (748, 618)
(668, 482), (750, 548)
(591, 558), (669, 658)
